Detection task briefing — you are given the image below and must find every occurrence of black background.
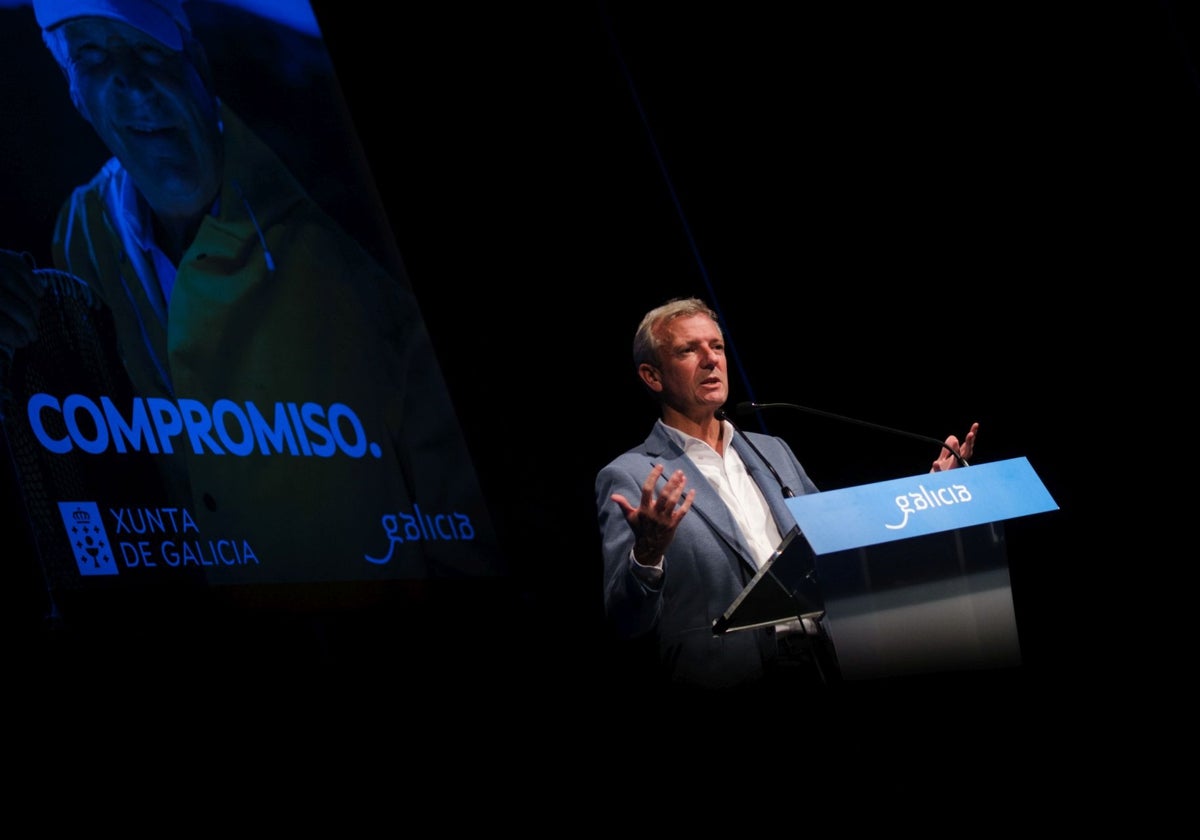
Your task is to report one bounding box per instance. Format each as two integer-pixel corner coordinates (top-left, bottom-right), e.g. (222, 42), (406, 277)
(316, 0), (1137, 697)
(339, 0), (1197, 703)
(4, 0), (1191, 723)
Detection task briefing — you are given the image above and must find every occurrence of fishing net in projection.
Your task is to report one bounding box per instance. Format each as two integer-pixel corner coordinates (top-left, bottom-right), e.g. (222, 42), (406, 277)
(1, 267), (171, 614)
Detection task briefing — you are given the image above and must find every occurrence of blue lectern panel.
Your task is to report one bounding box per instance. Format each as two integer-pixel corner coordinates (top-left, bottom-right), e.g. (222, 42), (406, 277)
(786, 457), (1058, 556)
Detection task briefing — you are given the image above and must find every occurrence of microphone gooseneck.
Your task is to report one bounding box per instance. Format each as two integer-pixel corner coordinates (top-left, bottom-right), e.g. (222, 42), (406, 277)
(734, 401), (968, 467)
(715, 408), (796, 497)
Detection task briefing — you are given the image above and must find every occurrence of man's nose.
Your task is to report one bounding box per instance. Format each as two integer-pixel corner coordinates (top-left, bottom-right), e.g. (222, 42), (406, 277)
(112, 49), (156, 93)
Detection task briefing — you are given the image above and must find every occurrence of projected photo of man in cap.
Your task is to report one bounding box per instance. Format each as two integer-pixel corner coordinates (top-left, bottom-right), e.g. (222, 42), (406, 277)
(0, 0), (497, 584)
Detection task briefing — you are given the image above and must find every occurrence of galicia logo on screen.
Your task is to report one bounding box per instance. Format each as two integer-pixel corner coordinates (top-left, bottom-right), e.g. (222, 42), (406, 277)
(363, 507), (477, 565)
(27, 393), (383, 459)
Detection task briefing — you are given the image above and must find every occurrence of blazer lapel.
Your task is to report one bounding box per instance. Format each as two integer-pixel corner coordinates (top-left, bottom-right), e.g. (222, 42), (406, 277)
(642, 424), (758, 576)
(730, 434), (799, 541)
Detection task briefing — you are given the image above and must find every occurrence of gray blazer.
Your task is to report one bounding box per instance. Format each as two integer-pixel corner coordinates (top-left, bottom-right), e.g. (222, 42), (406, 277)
(596, 420), (820, 689)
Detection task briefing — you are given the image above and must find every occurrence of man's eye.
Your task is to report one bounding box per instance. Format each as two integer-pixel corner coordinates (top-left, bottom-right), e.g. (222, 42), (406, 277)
(136, 44), (170, 66)
(71, 45), (107, 67)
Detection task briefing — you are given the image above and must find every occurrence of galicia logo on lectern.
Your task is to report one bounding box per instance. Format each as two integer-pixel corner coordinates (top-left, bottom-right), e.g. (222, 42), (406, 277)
(885, 483), (972, 530)
(58, 501), (118, 576)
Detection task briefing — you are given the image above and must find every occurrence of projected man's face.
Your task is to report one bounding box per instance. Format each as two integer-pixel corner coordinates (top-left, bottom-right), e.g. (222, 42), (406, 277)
(57, 17), (222, 222)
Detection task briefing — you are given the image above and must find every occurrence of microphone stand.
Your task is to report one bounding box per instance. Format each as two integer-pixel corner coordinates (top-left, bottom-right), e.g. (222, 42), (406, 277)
(715, 408), (795, 497)
(738, 401), (968, 467)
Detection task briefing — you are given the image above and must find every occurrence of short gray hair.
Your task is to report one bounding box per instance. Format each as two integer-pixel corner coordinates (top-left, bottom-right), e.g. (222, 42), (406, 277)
(631, 297), (720, 368)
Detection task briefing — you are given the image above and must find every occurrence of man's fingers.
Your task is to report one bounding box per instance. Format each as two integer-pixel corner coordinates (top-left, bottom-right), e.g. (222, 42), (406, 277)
(673, 488), (696, 520)
(640, 464), (665, 502)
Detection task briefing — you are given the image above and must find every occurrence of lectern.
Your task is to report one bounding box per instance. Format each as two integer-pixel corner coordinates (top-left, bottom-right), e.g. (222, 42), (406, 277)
(713, 457), (1058, 681)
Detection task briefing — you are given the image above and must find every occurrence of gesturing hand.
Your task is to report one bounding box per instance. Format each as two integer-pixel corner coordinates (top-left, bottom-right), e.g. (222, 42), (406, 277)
(931, 422), (979, 472)
(610, 463), (696, 566)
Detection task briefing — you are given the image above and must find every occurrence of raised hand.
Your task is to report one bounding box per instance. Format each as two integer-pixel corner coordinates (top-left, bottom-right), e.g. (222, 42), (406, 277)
(610, 463), (696, 565)
(931, 422), (979, 472)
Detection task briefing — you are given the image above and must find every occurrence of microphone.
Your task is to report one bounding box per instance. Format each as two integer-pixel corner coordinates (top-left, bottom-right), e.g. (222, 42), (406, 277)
(715, 408), (795, 497)
(733, 401), (969, 467)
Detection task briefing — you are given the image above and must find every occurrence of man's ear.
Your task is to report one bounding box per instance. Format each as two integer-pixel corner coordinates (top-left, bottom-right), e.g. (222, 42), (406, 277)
(637, 363), (662, 392)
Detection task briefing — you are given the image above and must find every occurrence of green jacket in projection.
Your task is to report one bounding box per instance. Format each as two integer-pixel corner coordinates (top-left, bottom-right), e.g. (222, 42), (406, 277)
(44, 104), (496, 585)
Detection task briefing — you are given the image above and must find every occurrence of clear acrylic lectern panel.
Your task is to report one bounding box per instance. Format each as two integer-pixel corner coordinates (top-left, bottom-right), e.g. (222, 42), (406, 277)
(814, 522), (1020, 680)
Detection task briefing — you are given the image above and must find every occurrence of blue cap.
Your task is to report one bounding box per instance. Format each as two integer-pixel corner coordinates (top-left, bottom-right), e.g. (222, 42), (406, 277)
(33, 0), (192, 51)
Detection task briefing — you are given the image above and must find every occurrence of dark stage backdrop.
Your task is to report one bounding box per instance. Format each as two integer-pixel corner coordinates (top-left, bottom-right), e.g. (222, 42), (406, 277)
(3, 0), (1181, 706)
